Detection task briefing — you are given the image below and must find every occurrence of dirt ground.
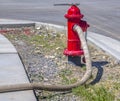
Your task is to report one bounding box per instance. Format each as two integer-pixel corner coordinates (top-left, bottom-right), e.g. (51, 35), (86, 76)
(4, 27), (120, 101)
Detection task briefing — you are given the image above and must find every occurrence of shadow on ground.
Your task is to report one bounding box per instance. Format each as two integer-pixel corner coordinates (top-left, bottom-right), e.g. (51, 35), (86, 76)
(90, 61), (108, 85)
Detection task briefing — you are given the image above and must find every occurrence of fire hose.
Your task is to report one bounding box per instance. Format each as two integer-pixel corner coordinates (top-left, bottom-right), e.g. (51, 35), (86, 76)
(0, 25), (92, 93)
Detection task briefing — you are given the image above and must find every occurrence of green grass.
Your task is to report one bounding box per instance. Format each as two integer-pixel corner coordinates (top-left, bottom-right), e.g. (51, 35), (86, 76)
(5, 31), (66, 55)
(81, 65), (86, 71)
(59, 69), (77, 84)
(29, 33), (65, 55)
(113, 82), (120, 90)
(72, 85), (115, 101)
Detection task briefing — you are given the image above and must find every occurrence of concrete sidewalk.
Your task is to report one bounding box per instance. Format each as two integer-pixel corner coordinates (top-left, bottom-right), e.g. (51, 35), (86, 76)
(0, 34), (37, 101)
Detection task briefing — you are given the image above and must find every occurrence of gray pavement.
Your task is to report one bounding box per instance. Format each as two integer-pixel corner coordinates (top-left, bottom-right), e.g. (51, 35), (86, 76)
(0, 34), (37, 101)
(0, 0), (119, 41)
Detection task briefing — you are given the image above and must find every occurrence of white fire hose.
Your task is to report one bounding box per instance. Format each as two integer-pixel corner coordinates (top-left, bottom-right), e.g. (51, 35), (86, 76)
(0, 25), (92, 93)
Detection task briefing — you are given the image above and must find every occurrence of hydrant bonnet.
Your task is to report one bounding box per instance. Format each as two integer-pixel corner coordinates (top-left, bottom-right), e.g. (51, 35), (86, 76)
(65, 5), (84, 20)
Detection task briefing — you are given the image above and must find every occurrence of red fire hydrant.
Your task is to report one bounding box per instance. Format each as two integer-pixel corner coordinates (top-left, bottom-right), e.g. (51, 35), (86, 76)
(64, 4), (89, 65)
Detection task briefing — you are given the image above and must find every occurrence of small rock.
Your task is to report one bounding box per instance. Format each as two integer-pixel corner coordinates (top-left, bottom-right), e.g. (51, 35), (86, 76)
(34, 50), (41, 54)
(56, 47), (61, 50)
(45, 55), (55, 59)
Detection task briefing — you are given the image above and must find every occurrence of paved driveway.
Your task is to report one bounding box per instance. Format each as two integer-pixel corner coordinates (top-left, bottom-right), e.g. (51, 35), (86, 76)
(0, 0), (120, 40)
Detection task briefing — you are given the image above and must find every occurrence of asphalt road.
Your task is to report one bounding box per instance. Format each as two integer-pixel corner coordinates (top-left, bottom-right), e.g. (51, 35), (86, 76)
(0, 0), (120, 40)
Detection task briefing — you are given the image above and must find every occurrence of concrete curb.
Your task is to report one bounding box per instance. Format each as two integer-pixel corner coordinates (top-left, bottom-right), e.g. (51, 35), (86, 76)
(35, 22), (66, 31)
(0, 19), (35, 28)
(87, 32), (120, 61)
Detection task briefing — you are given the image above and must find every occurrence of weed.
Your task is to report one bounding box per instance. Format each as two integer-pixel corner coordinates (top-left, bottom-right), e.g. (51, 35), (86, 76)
(29, 33), (65, 55)
(59, 69), (77, 84)
(113, 82), (120, 90)
(81, 65), (86, 71)
(72, 85), (115, 101)
(60, 69), (72, 76)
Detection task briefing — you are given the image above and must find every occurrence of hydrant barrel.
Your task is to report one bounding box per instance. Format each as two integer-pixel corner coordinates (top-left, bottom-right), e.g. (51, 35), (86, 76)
(64, 5), (89, 56)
